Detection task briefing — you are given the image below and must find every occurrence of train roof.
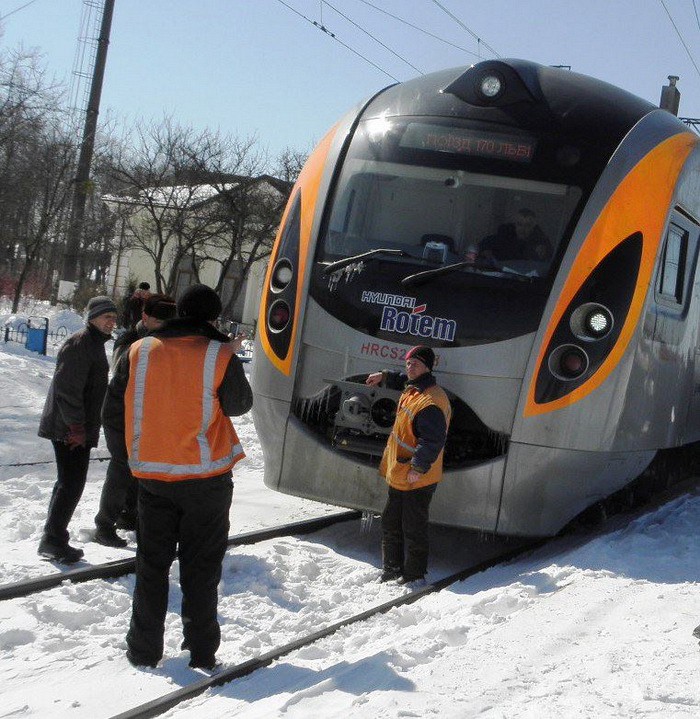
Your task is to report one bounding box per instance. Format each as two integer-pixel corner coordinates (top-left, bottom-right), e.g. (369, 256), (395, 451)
(362, 59), (665, 146)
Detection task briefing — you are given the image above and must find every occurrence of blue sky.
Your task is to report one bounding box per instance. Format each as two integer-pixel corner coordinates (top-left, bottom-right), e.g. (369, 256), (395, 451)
(2, 0), (700, 159)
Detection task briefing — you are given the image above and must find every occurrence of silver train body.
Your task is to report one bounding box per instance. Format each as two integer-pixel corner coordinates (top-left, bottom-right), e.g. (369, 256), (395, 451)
(253, 59), (700, 537)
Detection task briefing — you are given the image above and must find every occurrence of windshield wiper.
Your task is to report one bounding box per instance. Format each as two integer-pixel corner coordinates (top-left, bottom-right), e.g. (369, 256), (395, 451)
(321, 248), (412, 275)
(401, 261), (533, 287)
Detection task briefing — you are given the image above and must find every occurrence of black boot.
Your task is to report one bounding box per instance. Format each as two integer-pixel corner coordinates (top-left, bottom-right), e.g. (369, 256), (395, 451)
(38, 537), (84, 564)
(93, 526), (128, 548)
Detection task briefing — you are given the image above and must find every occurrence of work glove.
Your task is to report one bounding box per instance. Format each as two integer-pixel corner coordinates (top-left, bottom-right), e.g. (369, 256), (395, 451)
(66, 423), (86, 450)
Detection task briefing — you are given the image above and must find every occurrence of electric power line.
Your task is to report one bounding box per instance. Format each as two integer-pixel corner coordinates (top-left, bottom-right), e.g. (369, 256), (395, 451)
(693, 0), (700, 33)
(659, 0), (700, 80)
(323, 0), (423, 75)
(275, 0), (399, 81)
(430, 0), (500, 58)
(0, 0), (39, 21)
(356, 0), (483, 60)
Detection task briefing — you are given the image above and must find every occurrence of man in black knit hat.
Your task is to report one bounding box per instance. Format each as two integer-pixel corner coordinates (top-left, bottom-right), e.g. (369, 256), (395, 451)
(103, 284), (252, 670)
(94, 293), (177, 548)
(366, 345), (451, 587)
(38, 294), (119, 563)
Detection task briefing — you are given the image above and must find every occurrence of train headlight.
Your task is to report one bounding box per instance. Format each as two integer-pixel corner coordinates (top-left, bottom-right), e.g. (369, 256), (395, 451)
(548, 344), (589, 380)
(270, 258), (293, 292)
(479, 74), (503, 99)
(570, 303), (614, 341)
(268, 300), (291, 332)
(585, 309), (611, 337)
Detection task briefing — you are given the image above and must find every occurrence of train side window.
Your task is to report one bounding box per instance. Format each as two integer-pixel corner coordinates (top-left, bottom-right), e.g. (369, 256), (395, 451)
(657, 223), (688, 305)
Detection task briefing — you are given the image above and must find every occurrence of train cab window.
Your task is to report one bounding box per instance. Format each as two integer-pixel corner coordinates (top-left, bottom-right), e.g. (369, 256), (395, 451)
(321, 157), (581, 279)
(657, 223), (688, 305)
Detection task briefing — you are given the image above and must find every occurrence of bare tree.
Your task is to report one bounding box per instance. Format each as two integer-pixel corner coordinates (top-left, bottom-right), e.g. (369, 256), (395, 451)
(0, 46), (78, 310)
(182, 134), (294, 318)
(7, 124), (75, 312)
(106, 117), (226, 294)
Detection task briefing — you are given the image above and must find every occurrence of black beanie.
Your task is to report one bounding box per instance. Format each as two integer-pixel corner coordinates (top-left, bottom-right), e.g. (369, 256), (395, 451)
(177, 284), (222, 321)
(85, 295), (118, 322)
(143, 293), (176, 320)
(405, 345), (435, 371)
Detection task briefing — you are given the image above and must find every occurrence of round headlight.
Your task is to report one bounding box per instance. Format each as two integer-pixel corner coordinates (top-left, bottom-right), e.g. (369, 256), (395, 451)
(268, 299), (291, 332)
(585, 309), (611, 338)
(480, 74), (503, 98)
(270, 259), (293, 292)
(569, 303), (614, 342)
(548, 344), (589, 381)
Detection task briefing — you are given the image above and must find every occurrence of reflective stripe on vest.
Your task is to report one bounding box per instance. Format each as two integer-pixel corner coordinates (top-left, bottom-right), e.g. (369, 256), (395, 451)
(129, 336), (243, 477)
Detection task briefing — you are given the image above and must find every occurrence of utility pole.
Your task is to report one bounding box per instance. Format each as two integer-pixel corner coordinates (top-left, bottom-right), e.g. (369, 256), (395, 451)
(58, 0), (115, 303)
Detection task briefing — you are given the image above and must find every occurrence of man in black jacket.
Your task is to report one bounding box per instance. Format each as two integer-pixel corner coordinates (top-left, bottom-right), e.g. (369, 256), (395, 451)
(93, 293), (176, 548)
(103, 284), (252, 670)
(38, 295), (118, 563)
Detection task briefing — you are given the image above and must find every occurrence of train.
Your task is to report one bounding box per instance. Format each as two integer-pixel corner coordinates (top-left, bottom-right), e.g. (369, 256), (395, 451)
(252, 58), (700, 537)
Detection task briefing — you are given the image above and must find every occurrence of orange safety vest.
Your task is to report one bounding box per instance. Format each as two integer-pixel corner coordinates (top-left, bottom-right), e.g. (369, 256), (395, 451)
(125, 335), (244, 481)
(379, 382), (451, 491)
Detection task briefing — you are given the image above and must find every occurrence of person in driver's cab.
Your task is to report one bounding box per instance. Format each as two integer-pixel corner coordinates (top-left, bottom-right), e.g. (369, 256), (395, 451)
(476, 208), (553, 266)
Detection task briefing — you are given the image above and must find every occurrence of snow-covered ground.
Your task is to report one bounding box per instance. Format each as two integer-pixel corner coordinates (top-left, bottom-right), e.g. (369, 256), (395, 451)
(2, 299), (700, 718)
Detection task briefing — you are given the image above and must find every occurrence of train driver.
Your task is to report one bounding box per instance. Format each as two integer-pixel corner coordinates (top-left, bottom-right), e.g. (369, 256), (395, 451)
(475, 208), (553, 267)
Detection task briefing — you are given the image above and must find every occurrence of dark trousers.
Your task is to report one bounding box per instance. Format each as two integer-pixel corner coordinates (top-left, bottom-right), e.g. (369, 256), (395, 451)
(43, 441), (91, 544)
(382, 484), (437, 580)
(95, 456), (137, 530)
(126, 475), (233, 665)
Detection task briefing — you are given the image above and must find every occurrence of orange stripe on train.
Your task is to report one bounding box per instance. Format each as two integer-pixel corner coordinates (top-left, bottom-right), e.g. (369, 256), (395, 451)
(524, 132), (697, 417)
(258, 124), (339, 376)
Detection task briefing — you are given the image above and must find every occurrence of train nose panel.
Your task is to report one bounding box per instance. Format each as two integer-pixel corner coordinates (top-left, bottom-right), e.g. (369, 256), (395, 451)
(292, 375), (509, 469)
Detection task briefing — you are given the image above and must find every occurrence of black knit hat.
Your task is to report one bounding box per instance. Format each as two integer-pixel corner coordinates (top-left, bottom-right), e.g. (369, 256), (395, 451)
(85, 295), (118, 322)
(177, 284), (222, 321)
(143, 293), (176, 321)
(405, 345), (435, 371)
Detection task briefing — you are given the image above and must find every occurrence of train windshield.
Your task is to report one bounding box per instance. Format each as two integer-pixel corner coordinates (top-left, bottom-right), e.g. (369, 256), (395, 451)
(320, 118), (582, 281)
(311, 116), (597, 345)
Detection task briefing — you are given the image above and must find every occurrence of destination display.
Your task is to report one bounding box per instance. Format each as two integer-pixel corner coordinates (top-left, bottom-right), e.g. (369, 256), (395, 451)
(400, 123), (536, 163)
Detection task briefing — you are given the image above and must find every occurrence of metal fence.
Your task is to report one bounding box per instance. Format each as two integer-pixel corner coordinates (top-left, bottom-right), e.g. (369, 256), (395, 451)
(3, 318), (68, 355)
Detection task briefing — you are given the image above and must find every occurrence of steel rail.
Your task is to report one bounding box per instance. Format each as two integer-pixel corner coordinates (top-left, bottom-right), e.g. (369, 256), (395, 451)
(0, 511), (360, 601)
(109, 537), (545, 719)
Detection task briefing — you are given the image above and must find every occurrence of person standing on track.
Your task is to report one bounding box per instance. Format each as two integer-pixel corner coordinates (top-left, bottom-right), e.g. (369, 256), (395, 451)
(93, 293), (177, 548)
(103, 284), (252, 670)
(366, 345), (451, 586)
(37, 295), (119, 564)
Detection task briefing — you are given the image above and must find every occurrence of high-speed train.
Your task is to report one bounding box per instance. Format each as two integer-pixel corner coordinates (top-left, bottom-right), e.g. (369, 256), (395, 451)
(252, 59), (700, 537)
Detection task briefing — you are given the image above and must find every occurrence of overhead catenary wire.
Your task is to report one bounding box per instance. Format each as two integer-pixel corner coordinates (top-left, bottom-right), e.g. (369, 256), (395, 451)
(275, 0), (400, 82)
(659, 0), (700, 80)
(356, 0), (483, 60)
(323, 0), (423, 75)
(0, 0), (39, 21)
(430, 0), (500, 58)
(693, 0), (700, 33)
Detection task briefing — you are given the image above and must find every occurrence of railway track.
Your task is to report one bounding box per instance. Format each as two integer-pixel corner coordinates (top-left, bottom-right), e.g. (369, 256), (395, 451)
(109, 536), (545, 719)
(106, 476), (700, 719)
(0, 510), (360, 601)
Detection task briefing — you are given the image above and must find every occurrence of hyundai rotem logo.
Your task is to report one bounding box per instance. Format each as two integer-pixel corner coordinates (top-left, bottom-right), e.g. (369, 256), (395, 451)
(379, 304), (456, 341)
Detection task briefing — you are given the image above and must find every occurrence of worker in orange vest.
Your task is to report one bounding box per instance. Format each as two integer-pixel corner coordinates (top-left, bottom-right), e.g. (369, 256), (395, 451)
(367, 345), (451, 587)
(103, 284), (251, 670)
